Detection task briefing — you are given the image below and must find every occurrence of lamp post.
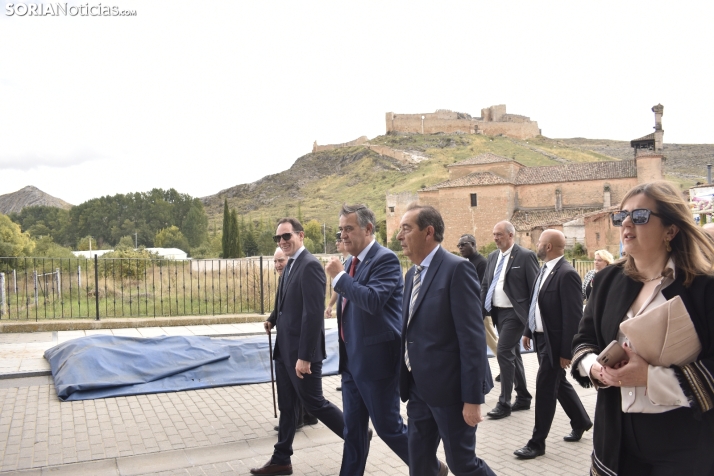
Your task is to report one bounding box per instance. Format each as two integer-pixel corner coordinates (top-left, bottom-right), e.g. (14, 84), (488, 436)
(134, 232), (138, 249)
(322, 223), (327, 254)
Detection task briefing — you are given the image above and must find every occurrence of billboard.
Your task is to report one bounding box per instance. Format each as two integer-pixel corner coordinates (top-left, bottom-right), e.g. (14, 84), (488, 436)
(690, 186), (714, 224)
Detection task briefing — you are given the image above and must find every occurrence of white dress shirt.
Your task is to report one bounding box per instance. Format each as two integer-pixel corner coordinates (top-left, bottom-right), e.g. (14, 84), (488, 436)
(533, 255), (563, 333)
(492, 245), (514, 308)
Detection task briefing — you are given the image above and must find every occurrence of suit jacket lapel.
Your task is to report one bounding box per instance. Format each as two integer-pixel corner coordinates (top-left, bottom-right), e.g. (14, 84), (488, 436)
(539, 258), (562, 296)
(354, 241), (379, 282)
(408, 246), (444, 321)
(281, 251), (304, 298)
(505, 244), (519, 275)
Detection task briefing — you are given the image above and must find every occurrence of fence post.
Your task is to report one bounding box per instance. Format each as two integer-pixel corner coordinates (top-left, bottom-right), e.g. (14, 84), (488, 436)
(94, 255), (100, 321)
(259, 256), (264, 315)
(0, 273), (5, 318)
(56, 268), (61, 299)
(34, 271), (38, 305)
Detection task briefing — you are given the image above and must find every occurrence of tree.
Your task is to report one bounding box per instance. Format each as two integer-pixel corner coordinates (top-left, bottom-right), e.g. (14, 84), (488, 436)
(304, 219), (323, 252)
(154, 226), (190, 251)
(0, 214), (35, 257)
(32, 236), (75, 258)
(182, 200), (208, 248)
(229, 210), (240, 258)
(222, 199), (231, 258)
(76, 236), (98, 251)
(116, 236), (136, 250)
(242, 229), (260, 256)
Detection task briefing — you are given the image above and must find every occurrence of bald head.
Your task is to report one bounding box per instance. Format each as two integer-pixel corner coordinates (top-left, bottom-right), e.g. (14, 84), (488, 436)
(273, 247), (287, 276)
(537, 229), (566, 261)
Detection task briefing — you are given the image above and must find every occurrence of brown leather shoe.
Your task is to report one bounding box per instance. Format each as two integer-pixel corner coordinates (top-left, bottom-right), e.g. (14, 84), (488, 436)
(249, 460), (293, 475)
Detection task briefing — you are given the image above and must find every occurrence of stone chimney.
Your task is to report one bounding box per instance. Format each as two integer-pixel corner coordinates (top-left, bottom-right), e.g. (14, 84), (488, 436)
(653, 104), (664, 152)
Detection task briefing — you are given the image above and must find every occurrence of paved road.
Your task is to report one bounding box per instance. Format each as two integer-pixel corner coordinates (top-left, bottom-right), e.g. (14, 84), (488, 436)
(0, 321), (596, 475)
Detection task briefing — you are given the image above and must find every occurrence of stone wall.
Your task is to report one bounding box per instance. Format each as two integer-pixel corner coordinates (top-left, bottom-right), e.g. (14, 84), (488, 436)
(584, 212), (621, 258)
(313, 136), (369, 153)
(635, 154), (665, 183)
(385, 105), (540, 140)
(385, 191), (419, 241)
(515, 178), (638, 210)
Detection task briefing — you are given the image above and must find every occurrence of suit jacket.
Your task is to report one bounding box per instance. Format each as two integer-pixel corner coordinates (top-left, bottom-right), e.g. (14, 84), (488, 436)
(480, 244), (539, 325)
(524, 258), (582, 366)
(267, 249), (327, 364)
(399, 246), (493, 406)
(334, 241), (403, 382)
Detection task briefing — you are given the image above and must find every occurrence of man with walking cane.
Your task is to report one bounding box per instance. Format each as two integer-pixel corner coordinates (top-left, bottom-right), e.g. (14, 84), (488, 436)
(267, 248), (318, 430)
(251, 218), (344, 476)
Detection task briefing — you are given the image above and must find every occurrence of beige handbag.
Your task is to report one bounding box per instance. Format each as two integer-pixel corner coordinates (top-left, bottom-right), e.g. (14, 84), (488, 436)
(619, 296), (701, 367)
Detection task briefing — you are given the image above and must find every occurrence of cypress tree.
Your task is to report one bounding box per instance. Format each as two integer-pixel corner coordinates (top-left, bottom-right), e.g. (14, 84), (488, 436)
(222, 199), (231, 258)
(229, 210), (239, 258)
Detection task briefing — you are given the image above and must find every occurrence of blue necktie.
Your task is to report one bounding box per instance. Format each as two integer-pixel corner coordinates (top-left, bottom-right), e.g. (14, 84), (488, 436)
(484, 254), (506, 312)
(528, 265), (548, 333)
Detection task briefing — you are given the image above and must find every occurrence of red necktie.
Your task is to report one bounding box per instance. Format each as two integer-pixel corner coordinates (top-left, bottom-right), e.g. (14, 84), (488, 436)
(340, 257), (359, 341)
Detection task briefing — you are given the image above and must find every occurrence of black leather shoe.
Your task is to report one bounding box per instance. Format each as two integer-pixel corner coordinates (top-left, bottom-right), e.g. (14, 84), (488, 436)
(274, 420), (305, 432)
(494, 374), (501, 382)
(563, 423), (593, 442)
(437, 459), (449, 476)
(249, 460), (293, 475)
(487, 404), (511, 419)
(513, 446), (544, 459)
(512, 401), (531, 411)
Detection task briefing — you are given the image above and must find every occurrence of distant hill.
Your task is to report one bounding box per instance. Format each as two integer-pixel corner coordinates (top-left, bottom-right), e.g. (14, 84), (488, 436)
(0, 186), (73, 215)
(201, 134), (714, 230)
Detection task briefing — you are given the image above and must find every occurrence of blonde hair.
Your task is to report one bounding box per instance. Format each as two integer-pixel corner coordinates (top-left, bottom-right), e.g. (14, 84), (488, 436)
(619, 181), (714, 286)
(594, 249), (614, 265)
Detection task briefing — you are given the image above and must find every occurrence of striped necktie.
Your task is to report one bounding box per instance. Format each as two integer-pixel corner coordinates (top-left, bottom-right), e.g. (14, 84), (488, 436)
(484, 253), (506, 312)
(528, 265), (548, 333)
(404, 265), (424, 372)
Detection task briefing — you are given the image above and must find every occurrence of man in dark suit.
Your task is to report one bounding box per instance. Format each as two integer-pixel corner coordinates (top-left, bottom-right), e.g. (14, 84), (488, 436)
(325, 204), (409, 475)
(514, 229), (592, 459)
(457, 234), (499, 361)
(481, 221), (537, 419)
(397, 204), (495, 476)
(251, 218), (345, 476)
(270, 247), (318, 433)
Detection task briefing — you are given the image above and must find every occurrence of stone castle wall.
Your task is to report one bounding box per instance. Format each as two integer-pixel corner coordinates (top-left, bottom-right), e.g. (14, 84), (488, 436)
(386, 105), (540, 140)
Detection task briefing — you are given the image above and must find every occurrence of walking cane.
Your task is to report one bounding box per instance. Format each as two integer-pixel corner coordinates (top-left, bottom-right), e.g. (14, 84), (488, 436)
(268, 330), (277, 418)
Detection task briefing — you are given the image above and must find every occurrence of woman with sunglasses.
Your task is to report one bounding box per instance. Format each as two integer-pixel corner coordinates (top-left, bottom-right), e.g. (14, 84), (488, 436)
(571, 181), (714, 475)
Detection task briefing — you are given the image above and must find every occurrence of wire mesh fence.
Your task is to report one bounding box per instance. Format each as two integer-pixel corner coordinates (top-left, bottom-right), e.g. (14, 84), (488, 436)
(0, 255), (596, 320)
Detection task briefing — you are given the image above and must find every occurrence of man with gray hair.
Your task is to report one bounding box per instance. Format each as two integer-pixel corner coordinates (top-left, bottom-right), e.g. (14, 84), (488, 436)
(326, 204), (409, 475)
(481, 221), (537, 420)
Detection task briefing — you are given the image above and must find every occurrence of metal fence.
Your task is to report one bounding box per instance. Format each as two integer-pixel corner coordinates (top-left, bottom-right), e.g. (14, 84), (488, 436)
(0, 256), (596, 320)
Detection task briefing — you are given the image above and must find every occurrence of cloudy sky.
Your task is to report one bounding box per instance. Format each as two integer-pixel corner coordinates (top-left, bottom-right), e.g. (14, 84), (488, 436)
(1, 1), (712, 205)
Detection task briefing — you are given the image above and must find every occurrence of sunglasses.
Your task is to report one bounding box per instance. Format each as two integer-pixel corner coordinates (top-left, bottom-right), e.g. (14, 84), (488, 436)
(335, 232), (342, 241)
(272, 232), (298, 243)
(456, 242), (474, 248)
(611, 209), (662, 226)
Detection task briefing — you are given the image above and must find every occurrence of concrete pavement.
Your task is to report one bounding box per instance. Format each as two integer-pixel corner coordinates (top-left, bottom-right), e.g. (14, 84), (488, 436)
(0, 319), (596, 475)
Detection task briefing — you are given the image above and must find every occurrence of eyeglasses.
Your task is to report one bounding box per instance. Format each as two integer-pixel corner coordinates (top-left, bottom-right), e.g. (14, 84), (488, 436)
(456, 242), (474, 248)
(273, 232), (297, 243)
(611, 209), (662, 226)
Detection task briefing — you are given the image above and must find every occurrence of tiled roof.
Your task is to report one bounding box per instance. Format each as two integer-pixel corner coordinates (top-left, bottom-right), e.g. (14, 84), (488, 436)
(514, 160), (636, 185)
(631, 132), (655, 142)
(423, 172), (512, 191)
(511, 208), (602, 231)
(449, 153), (514, 167)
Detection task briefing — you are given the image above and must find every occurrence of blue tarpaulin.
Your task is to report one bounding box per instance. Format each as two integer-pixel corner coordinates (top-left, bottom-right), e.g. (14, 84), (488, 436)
(44, 329), (340, 401)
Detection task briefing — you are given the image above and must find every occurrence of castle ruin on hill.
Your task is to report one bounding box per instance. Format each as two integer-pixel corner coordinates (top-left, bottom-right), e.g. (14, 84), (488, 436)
(386, 105), (541, 140)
